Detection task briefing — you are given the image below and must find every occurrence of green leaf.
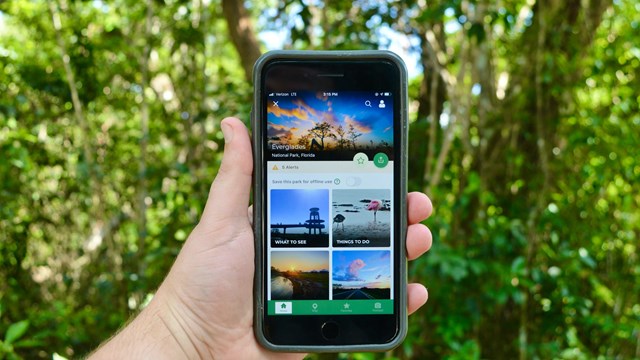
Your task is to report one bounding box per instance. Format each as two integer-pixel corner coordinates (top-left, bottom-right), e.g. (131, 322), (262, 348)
(511, 256), (526, 276)
(4, 320), (29, 345)
(14, 338), (44, 348)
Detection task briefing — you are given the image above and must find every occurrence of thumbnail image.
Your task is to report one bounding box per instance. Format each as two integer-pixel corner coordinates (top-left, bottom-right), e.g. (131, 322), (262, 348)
(332, 250), (391, 299)
(332, 189), (391, 247)
(270, 189), (329, 247)
(270, 251), (330, 300)
(267, 92), (393, 160)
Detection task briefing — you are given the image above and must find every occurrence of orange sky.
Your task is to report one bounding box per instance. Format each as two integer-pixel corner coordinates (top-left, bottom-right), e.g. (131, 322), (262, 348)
(271, 251), (329, 272)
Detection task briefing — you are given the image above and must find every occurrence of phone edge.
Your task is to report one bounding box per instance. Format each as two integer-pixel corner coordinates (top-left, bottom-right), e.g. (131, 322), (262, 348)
(252, 49), (409, 353)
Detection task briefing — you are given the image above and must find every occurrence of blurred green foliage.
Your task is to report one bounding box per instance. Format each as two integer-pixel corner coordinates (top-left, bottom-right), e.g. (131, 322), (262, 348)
(1, 0), (639, 359)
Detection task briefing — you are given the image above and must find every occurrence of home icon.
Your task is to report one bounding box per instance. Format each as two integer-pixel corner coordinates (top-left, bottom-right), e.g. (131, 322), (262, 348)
(274, 301), (292, 314)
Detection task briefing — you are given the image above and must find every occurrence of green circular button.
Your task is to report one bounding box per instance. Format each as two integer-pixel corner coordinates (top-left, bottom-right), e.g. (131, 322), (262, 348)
(373, 152), (389, 168)
(353, 152), (368, 166)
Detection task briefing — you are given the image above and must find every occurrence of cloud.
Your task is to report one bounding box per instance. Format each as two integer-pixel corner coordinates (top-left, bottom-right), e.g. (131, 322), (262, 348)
(271, 98), (335, 130)
(344, 115), (372, 133)
(268, 122), (291, 134)
(320, 111), (340, 127)
(296, 100), (341, 131)
(333, 258), (366, 282)
(267, 122), (294, 141)
(349, 258), (366, 274)
(268, 103), (310, 121)
(359, 280), (390, 289)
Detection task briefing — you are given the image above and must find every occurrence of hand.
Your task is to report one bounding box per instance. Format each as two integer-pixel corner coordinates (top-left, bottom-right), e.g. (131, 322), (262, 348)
(90, 117), (433, 360)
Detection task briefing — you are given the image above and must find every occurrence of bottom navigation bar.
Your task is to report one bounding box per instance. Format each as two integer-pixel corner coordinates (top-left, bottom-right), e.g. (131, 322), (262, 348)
(268, 299), (394, 315)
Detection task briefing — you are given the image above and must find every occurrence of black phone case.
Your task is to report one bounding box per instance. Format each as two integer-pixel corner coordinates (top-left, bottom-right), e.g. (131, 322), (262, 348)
(252, 50), (408, 352)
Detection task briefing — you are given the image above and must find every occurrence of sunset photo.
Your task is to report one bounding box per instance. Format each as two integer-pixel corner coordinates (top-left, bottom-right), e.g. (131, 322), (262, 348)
(267, 92), (394, 159)
(270, 251), (329, 300)
(332, 250), (391, 300)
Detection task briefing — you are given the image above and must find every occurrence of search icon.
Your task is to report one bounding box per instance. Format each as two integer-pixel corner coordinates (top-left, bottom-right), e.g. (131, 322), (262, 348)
(365, 100), (372, 107)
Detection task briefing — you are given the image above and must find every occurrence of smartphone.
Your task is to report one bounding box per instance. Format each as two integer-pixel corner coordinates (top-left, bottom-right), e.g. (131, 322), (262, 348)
(252, 50), (408, 352)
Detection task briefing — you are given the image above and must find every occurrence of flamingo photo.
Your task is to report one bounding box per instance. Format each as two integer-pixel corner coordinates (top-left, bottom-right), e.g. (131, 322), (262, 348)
(332, 189), (391, 247)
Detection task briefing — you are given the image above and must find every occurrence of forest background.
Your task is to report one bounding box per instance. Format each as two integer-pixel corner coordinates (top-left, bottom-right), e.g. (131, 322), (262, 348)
(1, 0), (639, 359)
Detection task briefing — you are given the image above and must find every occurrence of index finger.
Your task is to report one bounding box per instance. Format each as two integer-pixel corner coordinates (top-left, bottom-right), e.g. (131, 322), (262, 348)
(407, 192), (433, 224)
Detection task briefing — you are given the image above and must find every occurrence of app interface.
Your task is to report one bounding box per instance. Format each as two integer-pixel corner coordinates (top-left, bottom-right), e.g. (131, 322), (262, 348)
(265, 91), (395, 316)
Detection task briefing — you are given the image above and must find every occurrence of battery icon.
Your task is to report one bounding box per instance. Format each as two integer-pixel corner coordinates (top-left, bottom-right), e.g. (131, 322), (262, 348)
(384, 92), (390, 96)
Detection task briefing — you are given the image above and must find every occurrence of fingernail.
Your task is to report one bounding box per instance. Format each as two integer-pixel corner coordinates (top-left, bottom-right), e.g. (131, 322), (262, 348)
(221, 121), (233, 143)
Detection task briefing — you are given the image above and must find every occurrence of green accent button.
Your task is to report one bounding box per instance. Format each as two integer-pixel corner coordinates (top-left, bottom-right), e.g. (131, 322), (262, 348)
(373, 152), (389, 168)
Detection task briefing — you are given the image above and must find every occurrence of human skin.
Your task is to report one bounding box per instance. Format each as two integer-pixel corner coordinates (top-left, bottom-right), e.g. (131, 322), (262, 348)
(90, 117), (433, 360)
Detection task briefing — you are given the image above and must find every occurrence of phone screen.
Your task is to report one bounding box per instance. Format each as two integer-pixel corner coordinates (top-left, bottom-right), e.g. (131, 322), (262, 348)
(266, 90), (395, 316)
(256, 58), (405, 347)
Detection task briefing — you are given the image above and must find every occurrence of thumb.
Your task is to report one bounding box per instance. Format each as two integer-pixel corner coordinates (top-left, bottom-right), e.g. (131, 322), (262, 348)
(199, 117), (253, 229)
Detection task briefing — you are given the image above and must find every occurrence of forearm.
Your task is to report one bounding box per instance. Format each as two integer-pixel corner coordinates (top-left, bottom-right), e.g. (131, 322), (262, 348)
(88, 289), (201, 360)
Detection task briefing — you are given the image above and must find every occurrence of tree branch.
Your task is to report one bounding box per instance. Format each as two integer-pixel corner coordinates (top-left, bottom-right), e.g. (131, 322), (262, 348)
(48, 0), (92, 178)
(424, 61), (439, 184)
(427, 24), (470, 193)
(48, 0), (104, 221)
(424, 27), (456, 91)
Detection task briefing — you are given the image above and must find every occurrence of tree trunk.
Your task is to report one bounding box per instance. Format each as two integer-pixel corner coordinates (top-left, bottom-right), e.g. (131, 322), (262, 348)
(473, 0), (611, 358)
(221, 0), (262, 82)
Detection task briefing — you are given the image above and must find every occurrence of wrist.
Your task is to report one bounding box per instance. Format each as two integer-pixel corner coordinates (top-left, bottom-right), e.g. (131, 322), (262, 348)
(89, 286), (201, 360)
